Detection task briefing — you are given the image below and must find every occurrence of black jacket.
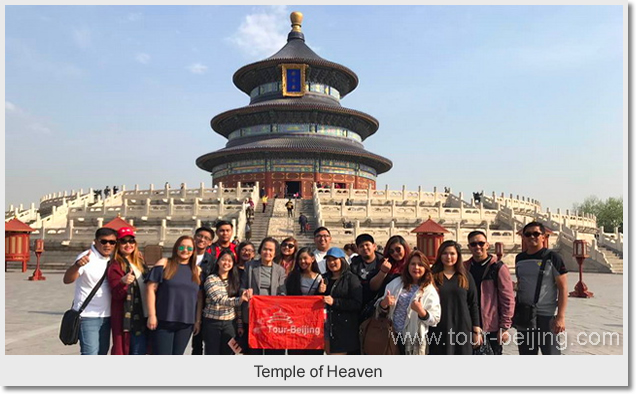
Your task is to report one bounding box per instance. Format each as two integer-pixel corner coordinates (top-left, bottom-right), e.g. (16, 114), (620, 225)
(349, 252), (384, 306)
(324, 270), (363, 353)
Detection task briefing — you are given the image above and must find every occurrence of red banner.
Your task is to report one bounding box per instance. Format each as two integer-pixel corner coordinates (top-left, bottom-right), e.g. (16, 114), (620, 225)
(249, 295), (325, 350)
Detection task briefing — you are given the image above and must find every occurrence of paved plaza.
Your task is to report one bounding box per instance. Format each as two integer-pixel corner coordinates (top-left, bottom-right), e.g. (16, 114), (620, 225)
(4, 269), (624, 355)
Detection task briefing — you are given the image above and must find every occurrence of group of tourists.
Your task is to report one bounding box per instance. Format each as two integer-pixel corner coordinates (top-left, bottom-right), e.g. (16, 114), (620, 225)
(64, 219), (567, 356)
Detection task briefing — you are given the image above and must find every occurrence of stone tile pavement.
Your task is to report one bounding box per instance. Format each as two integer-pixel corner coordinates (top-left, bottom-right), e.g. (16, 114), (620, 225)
(4, 270), (624, 355)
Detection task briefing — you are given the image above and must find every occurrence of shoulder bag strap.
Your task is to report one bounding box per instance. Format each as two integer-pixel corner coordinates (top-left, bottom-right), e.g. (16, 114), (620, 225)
(307, 275), (320, 295)
(532, 249), (550, 306)
(77, 263), (109, 314)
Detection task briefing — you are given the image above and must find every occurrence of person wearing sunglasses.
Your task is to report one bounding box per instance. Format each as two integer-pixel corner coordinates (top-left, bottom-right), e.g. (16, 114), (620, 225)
(463, 231), (515, 355)
(63, 227), (117, 355)
(428, 240), (480, 355)
(146, 236), (202, 355)
(191, 226), (215, 355)
(515, 221), (568, 355)
(107, 227), (149, 355)
(369, 235), (411, 296)
(279, 237), (298, 275)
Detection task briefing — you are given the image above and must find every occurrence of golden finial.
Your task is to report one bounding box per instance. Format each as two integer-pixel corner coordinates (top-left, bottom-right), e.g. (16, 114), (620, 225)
(291, 12), (303, 32)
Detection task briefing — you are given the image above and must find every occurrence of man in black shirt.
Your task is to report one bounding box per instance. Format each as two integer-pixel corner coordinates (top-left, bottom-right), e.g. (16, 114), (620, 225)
(515, 221), (568, 355)
(349, 234), (384, 309)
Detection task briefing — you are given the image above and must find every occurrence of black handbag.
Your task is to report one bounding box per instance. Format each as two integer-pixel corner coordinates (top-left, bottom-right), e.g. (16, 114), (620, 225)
(473, 336), (495, 355)
(59, 263), (108, 345)
(512, 250), (549, 331)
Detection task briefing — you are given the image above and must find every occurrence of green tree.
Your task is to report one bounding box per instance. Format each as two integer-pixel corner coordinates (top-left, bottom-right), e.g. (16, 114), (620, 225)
(573, 196), (623, 233)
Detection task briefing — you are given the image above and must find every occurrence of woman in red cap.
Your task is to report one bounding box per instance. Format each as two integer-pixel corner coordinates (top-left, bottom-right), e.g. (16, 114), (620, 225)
(107, 226), (149, 355)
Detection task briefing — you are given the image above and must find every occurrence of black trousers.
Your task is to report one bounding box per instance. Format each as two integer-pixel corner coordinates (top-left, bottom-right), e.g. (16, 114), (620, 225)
(516, 315), (562, 355)
(191, 330), (203, 355)
(202, 318), (236, 355)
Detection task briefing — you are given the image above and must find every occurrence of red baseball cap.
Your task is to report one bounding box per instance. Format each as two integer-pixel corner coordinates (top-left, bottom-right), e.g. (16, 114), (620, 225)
(117, 227), (135, 239)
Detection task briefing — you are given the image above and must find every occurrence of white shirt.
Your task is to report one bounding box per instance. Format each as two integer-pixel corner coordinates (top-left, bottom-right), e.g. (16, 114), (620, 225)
(73, 245), (111, 317)
(196, 253), (205, 266)
(314, 249), (328, 274)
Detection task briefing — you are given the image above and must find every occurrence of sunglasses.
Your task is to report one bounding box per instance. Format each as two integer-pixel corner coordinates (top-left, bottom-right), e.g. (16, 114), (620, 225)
(524, 231), (543, 238)
(178, 246), (194, 252)
(281, 243), (295, 249)
(469, 241), (486, 247)
(99, 239), (117, 245)
(119, 238), (136, 245)
(389, 247), (403, 254)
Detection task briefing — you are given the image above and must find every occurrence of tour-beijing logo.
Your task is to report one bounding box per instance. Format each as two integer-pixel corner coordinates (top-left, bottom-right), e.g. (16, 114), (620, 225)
(256, 307), (321, 336)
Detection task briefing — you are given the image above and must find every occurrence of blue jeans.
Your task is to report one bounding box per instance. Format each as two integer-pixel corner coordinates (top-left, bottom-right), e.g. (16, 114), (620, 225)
(154, 321), (193, 355)
(79, 317), (111, 355)
(130, 332), (148, 355)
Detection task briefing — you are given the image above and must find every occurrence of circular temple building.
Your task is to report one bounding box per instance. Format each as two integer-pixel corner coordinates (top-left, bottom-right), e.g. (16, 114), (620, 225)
(196, 12), (392, 199)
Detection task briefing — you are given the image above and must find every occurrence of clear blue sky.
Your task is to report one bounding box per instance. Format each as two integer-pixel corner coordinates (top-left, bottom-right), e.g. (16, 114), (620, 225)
(5, 5), (624, 213)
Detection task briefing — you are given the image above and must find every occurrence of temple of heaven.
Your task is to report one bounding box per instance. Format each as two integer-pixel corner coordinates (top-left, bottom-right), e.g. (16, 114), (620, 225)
(196, 11), (392, 199)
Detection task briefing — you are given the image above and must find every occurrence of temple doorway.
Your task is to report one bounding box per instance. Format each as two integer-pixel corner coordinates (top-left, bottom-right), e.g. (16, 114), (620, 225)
(285, 181), (301, 198)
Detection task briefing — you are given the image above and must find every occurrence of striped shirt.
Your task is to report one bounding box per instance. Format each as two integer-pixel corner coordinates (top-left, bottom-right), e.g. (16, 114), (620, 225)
(203, 275), (242, 326)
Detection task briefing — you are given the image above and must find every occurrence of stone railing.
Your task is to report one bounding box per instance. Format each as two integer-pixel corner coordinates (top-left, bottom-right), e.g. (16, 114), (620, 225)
(315, 185), (449, 206)
(318, 202), (498, 225)
(5, 203), (38, 223)
(121, 182), (257, 203)
(598, 227), (623, 255)
(483, 192), (542, 213)
(312, 186), (325, 228)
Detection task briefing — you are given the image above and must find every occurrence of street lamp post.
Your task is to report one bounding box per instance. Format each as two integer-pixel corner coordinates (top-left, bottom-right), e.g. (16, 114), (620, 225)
(495, 242), (504, 261)
(28, 239), (46, 281)
(569, 239), (593, 298)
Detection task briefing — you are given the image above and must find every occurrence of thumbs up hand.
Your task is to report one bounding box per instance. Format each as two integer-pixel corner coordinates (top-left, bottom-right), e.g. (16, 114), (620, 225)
(380, 290), (396, 309)
(121, 270), (135, 285)
(318, 279), (327, 294)
(75, 250), (92, 267)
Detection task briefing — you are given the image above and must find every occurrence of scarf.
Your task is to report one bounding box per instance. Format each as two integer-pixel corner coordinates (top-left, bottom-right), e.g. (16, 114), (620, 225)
(122, 257), (148, 336)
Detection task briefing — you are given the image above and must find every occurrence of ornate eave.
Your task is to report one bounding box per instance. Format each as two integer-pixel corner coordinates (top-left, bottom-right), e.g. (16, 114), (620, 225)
(196, 136), (393, 174)
(211, 102), (379, 140)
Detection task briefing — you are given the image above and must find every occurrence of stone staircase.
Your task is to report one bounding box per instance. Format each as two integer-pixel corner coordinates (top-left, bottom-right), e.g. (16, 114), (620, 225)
(598, 245), (624, 274)
(255, 198), (319, 248)
(248, 199), (274, 243)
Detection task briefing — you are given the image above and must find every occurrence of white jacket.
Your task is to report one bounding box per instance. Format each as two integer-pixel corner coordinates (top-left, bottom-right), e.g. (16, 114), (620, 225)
(377, 277), (441, 355)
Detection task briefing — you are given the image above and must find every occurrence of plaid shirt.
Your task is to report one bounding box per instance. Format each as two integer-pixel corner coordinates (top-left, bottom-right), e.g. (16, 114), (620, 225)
(203, 275), (242, 327)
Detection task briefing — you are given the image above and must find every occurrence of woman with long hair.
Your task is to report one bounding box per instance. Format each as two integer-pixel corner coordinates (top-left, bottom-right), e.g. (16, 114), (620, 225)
(427, 240), (481, 355)
(107, 227), (149, 355)
(279, 237), (298, 275)
(323, 247), (362, 355)
(240, 237), (287, 355)
(377, 250), (441, 355)
(198, 249), (251, 355)
(146, 235), (202, 355)
(285, 247), (325, 355)
(285, 247), (323, 296)
(370, 235), (411, 295)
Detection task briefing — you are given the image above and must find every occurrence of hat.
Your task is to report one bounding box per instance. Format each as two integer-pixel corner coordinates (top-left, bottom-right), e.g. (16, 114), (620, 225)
(355, 233), (375, 246)
(325, 247), (346, 260)
(117, 227), (135, 239)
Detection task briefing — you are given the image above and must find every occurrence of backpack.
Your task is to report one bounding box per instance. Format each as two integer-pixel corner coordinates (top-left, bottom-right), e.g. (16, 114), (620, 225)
(359, 313), (400, 355)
